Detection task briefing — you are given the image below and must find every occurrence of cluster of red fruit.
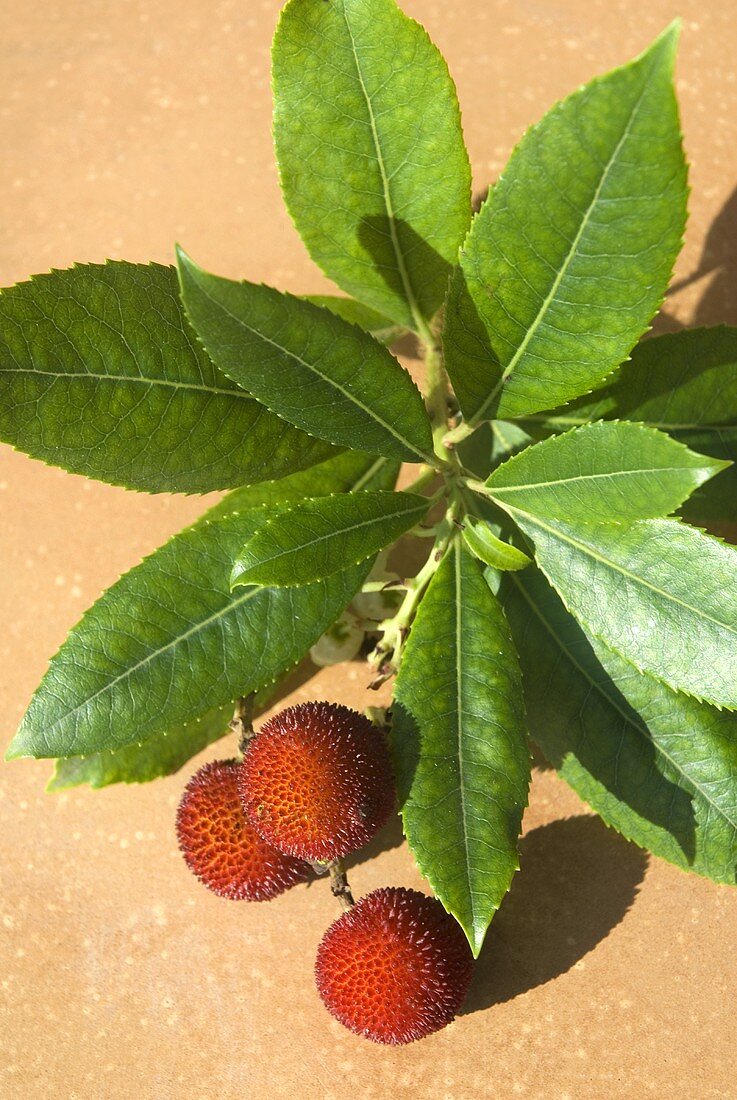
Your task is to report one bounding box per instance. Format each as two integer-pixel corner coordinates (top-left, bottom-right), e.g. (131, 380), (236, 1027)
(176, 701), (474, 1044)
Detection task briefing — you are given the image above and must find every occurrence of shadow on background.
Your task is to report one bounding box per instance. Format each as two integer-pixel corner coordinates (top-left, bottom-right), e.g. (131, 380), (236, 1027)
(463, 814), (648, 1013)
(673, 183), (737, 328)
(345, 812), (406, 870)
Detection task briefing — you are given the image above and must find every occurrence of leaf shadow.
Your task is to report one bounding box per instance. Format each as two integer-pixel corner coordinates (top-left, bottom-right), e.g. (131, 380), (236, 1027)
(672, 183), (737, 329)
(356, 214), (453, 328)
(463, 814), (648, 1013)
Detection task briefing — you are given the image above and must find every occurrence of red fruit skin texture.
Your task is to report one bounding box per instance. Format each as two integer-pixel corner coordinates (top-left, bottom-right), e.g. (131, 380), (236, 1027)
(316, 887), (474, 1045)
(176, 759), (310, 901)
(240, 702), (395, 862)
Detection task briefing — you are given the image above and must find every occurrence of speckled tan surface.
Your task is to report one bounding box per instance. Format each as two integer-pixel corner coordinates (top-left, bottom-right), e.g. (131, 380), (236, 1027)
(2, 2), (736, 1097)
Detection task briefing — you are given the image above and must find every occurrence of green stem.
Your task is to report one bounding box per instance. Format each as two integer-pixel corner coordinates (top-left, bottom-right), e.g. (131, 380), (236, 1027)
(403, 464), (439, 495)
(444, 417), (477, 448)
(423, 340), (454, 465)
(369, 497), (459, 684)
(464, 477), (494, 499)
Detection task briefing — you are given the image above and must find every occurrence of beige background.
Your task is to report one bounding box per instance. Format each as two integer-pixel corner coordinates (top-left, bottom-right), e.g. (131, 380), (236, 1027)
(2, 1), (737, 1097)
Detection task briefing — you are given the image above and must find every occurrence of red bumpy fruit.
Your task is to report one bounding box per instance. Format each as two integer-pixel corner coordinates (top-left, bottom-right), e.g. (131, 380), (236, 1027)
(176, 759), (310, 901)
(315, 886), (474, 1044)
(239, 701), (395, 862)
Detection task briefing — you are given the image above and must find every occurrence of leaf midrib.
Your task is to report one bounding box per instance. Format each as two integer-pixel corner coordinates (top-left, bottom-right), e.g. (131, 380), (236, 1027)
(188, 270), (432, 463)
(489, 463), (709, 497)
(1, 364), (250, 400)
(453, 540), (476, 924)
(341, 1), (425, 334)
(237, 495), (426, 578)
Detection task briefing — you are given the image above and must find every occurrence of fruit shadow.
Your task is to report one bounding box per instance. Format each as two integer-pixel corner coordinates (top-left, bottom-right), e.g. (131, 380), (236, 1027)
(462, 814), (648, 1013)
(344, 812), (406, 870)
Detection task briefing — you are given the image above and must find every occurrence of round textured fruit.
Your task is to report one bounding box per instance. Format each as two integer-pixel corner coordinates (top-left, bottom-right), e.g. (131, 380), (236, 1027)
(315, 887), (474, 1044)
(240, 701), (395, 862)
(176, 759), (310, 901)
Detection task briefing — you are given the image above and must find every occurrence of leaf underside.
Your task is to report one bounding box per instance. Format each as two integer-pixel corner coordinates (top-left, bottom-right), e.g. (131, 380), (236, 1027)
(502, 568), (737, 884)
(48, 705), (232, 790)
(461, 516), (532, 571)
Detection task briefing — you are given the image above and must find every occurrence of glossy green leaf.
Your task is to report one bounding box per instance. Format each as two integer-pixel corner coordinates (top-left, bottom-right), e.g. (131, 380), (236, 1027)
(529, 328), (737, 526)
(462, 516), (531, 571)
(177, 249), (434, 463)
(303, 295), (406, 346)
(444, 25), (687, 422)
(206, 451), (400, 523)
(501, 567), (737, 884)
(231, 490), (428, 589)
(489, 421), (536, 467)
(484, 421), (725, 523)
(508, 512), (737, 709)
(48, 705), (231, 791)
(0, 262), (333, 493)
(273, 0), (471, 330)
(393, 540), (530, 954)
(45, 655), (311, 791)
(6, 452), (386, 761)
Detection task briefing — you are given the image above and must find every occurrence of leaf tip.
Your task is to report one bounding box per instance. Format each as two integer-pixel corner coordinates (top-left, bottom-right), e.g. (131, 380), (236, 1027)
(5, 732), (31, 762)
(646, 19), (681, 66)
(174, 243), (201, 284)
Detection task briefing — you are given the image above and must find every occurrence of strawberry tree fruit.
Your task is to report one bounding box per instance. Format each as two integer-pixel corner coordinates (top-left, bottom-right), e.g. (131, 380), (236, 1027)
(240, 702), (395, 862)
(177, 760), (311, 901)
(316, 887), (474, 1045)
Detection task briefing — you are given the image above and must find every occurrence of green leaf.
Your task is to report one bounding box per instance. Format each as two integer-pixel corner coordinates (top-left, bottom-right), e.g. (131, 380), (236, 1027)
(529, 328), (737, 526)
(303, 295), (406, 346)
(444, 25), (687, 422)
(45, 655), (311, 791)
(272, 0), (472, 330)
(507, 512), (737, 710)
(231, 490), (429, 589)
(206, 451), (400, 522)
(484, 421), (726, 524)
(489, 421), (536, 467)
(177, 250), (434, 463)
(462, 516), (531, 571)
(6, 452), (385, 761)
(392, 540), (530, 955)
(501, 567), (737, 884)
(0, 262), (334, 493)
(47, 705), (231, 791)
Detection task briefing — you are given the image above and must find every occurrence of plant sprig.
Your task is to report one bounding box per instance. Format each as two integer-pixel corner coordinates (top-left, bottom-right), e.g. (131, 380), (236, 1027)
(4, 0), (737, 962)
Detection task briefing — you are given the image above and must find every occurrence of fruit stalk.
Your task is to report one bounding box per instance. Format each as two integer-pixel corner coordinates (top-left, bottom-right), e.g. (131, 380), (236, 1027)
(328, 858), (355, 911)
(230, 694), (256, 754)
